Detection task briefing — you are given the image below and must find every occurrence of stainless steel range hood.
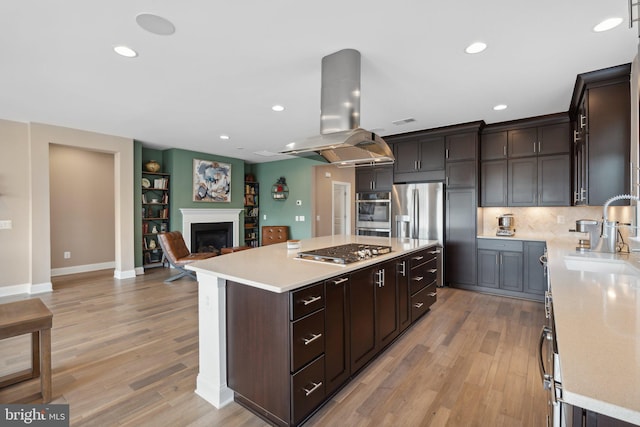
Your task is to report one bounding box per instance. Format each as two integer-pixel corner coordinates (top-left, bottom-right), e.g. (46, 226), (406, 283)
(280, 49), (394, 167)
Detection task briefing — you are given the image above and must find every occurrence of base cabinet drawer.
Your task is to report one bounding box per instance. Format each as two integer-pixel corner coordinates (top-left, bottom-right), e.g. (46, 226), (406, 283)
(411, 283), (437, 322)
(291, 355), (325, 425)
(410, 256), (438, 294)
(291, 310), (325, 372)
(291, 283), (325, 320)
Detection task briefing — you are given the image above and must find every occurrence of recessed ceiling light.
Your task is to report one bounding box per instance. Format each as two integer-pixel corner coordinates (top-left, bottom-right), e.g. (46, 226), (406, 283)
(136, 13), (176, 36)
(465, 42), (487, 54)
(272, 105), (285, 112)
(220, 135), (230, 140)
(113, 45), (137, 58)
(493, 104), (508, 111)
(593, 17), (623, 32)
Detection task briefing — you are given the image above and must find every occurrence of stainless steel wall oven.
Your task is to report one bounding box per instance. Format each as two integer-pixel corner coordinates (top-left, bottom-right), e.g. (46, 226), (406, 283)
(356, 191), (391, 237)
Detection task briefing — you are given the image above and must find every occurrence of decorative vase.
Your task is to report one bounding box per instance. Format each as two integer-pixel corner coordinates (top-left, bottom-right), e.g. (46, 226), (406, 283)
(145, 160), (161, 173)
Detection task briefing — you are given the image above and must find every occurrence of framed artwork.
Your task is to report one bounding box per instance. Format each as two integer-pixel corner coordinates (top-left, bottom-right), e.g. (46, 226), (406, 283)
(193, 159), (232, 202)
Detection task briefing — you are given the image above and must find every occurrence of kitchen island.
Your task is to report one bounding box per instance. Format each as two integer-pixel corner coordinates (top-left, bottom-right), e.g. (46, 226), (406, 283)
(187, 234), (439, 424)
(546, 240), (640, 425)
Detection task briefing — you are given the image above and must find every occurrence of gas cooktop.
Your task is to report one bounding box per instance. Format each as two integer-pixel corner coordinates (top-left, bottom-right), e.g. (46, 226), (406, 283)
(296, 243), (392, 265)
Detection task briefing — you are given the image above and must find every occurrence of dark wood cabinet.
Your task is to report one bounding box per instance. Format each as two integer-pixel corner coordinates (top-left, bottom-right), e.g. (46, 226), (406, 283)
(324, 275), (350, 396)
(523, 241), (546, 296)
(477, 239), (523, 292)
(396, 256), (411, 332)
(445, 188), (477, 286)
(408, 248), (440, 321)
(446, 160), (476, 188)
(446, 132), (477, 161)
(391, 135), (445, 182)
(570, 64), (631, 206)
(356, 165), (393, 192)
(349, 261), (398, 373)
(481, 160), (507, 206)
(481, 114), (571, 207)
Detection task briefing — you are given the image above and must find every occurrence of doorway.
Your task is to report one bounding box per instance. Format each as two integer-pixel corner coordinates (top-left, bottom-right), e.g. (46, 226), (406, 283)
(332, 181), (351, 235)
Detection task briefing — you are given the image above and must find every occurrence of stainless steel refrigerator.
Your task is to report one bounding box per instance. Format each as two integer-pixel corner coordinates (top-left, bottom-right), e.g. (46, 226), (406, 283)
(391, 182), (444, 244)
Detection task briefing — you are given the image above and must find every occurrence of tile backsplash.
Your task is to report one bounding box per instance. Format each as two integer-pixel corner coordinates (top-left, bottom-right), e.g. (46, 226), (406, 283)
(478, 206), (637, 243)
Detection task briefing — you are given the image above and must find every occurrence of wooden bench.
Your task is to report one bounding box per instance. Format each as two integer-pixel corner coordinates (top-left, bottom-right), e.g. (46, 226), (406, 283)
(0, 298), (53, 402)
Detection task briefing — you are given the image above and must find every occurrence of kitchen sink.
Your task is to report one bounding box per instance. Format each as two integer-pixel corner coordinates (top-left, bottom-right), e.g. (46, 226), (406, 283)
(563, 255), (640, 276)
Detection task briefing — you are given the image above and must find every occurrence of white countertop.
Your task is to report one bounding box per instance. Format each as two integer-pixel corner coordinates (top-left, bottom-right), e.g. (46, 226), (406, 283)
(547, 240), (640, 425)
(187, 235), (438, 293)
(477, 233), (546, 242)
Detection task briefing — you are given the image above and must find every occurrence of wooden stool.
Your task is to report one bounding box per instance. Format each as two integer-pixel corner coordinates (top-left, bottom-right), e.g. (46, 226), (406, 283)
(0, 298), (53, 402)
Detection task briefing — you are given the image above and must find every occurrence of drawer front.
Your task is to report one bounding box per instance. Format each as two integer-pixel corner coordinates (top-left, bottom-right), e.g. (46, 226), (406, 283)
(291, 355), (325, 425)
(477, 238), (523, 252)
(411, 283), (437, 322)
(291, 282), (325, 321)
(410, 256), (438, 295)
(291, 309), (325, 372)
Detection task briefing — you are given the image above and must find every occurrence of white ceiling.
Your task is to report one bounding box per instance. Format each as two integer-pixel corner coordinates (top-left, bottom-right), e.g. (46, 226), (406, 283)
(1, 1), (638, 164)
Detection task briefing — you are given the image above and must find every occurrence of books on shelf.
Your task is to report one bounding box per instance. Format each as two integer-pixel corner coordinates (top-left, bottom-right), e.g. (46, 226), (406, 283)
(153, 178), (168, 189)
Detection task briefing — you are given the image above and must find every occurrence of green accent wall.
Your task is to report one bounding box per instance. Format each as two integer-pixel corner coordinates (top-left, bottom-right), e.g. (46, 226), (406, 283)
(254, 157), (324, 241)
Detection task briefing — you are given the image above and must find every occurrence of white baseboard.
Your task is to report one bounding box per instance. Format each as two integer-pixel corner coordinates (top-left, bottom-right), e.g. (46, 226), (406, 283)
(114, 269), (136, 279)
(51, 261), (116, 277)
(0, 282), (53, 298)
(31, 282), (53, 294)
(135, 266), (145, 276)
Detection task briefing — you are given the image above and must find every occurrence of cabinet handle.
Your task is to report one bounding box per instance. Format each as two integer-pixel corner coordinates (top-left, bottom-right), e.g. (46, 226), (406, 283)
(428, 249), (441, 254)
(573, 130), (581, 143)
(446, 176), (449, 186)
(428, 292), (437, 297)
(413, 302), (424, 308)
(302, 295), (322, 306)
(503, 145), (507, 156)
(398, 261), (406, 277)
(375, 269), (385, 287)
(495, 254), (499, 265)
(412, 255), (424, 261)
(500, 254), (503, 264)
(532, 142), (536, 153)
(331, 277), (348, 285)
(303, 381), (323, 397)
(303, 333), (323, 346)
(413, 276), (424, 282)
(580, 114), (587, 129)
(414, 160), (418, 170)
(446, 148), (450, 159)
(428, 269), (437, 273)
(538, 141), (541, 153)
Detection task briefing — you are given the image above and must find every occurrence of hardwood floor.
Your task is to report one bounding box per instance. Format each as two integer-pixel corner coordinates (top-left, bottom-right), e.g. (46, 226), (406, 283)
(0, 268), (546, 426)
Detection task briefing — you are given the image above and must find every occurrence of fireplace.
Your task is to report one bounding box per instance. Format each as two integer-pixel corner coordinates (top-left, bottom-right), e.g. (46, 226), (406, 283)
(180, 208), (242, 254)
(191, 222), (233, 254)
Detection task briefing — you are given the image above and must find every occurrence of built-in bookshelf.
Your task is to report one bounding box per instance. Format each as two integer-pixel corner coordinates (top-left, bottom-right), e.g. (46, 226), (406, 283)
(142, 172), (170, 268)
(244, 181), (259, 247)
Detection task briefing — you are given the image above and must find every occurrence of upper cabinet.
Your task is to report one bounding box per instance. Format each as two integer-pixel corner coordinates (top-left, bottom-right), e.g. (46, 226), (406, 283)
(355, 165), (393, 192)
(388, 134), (445, 183)
(570, 63), (631, 206)
(480, 114), (571, 207)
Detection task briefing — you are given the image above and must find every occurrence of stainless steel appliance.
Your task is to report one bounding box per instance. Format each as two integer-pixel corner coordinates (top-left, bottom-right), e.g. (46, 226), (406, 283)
(356, 191), (392, 237)
(538, 254), (574, 427)
(296, 243), (392, 265)
(497, 213), (516, 237)
(391, 183), (443, 244)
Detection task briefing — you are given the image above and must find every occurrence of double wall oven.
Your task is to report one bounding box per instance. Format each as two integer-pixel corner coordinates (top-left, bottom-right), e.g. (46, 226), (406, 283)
(355, 191), (391, 237)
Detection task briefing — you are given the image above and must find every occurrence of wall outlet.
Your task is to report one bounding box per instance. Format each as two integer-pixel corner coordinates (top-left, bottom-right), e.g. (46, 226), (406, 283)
(64, 251), (71, 259)
(263, 214), (267, 220)
(299, 215), (305, 222)
(557, 215), (565, 224)
(0, 220), (12, 230)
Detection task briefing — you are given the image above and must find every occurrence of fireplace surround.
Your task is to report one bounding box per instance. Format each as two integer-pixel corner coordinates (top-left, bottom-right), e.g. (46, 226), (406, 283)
(180, 209), (242, 253)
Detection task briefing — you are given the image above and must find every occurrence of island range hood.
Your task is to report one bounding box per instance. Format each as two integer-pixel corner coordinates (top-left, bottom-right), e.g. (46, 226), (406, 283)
(280, 49), (394, 167)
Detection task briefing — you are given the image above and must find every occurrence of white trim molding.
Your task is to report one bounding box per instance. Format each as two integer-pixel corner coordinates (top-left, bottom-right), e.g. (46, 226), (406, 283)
(180, 208), (242, 251)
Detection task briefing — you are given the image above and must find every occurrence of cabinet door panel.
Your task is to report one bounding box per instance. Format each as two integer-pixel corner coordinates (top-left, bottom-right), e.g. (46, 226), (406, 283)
(477, 249), (499, 288)
(356, 168), (375, 192)
(508, 158), (537, 206)
(419, 137), (446, 171)
(394, 142), (420, 174)
(324, 276), (350, 395)
(508, 128), (538, 157)
(481, 160), (507, 207)
(349, 267), (376, 373)
(445, 189), (477, 286)
(446, 132), (476, 161)
(538, 154), (570, 206)
(447, 160), (476, 188)
(376, 262), (398, 348)
(524, 242), (546, 296)
(481, 131), (508, 160)
(500, 251), (523, 291)
(538, 122), (570, 155)
(373, 166), (393, 191)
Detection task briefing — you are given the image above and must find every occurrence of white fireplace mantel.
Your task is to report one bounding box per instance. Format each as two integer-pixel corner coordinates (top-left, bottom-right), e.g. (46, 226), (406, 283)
(180, 208), (242, 250)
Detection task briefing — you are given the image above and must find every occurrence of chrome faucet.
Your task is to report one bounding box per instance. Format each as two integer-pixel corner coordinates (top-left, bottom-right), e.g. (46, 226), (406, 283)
(593, 194), (640, 253)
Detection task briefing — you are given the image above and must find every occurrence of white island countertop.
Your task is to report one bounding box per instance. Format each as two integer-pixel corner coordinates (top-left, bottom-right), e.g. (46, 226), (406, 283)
(187, 234), (438, 293)
(546, 240), (640, 425)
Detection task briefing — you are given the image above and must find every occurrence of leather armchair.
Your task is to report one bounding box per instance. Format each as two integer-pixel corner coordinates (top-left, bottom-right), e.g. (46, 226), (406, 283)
(157, 231), (217, 283)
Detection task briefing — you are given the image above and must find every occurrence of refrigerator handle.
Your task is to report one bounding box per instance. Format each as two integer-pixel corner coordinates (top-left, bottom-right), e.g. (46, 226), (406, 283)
(412, 188), (419, 239)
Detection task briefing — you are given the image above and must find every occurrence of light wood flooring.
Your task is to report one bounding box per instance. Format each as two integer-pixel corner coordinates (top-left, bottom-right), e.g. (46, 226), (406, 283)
(0, 268), (547, 426)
